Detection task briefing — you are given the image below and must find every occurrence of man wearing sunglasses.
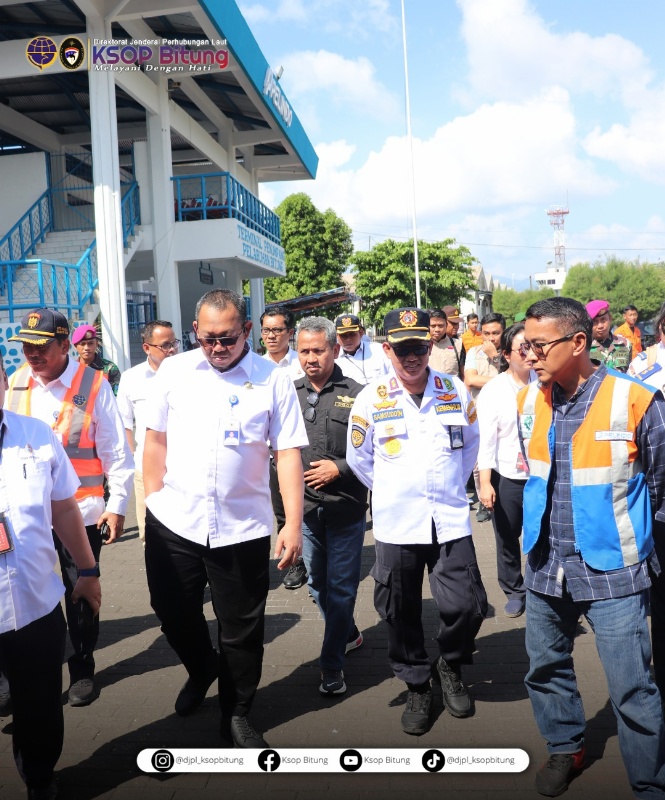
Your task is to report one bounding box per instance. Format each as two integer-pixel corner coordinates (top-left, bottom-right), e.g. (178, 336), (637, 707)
(116, 320), (179, 544)
(142, 289), (308, 749)
(517, 296), (665, 797)
(270, 317), (367, 697)
(347, 307), (487, 737)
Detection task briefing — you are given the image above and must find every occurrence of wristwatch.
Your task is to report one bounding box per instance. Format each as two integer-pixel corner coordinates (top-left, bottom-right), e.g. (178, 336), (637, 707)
(78, 562), (100, 578)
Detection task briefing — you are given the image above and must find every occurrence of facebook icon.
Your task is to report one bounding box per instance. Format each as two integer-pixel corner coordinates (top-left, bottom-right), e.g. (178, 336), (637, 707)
(258, 750), (282, 772)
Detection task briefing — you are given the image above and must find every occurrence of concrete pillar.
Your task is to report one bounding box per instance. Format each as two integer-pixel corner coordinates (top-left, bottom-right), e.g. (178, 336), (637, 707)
(87, 13), (130, 371)
(249, 278), (265, 351)
(146, 75), (182, 335)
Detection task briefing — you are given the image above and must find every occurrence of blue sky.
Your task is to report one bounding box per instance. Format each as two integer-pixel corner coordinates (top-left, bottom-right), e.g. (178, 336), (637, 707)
(242, 0), (665, 289)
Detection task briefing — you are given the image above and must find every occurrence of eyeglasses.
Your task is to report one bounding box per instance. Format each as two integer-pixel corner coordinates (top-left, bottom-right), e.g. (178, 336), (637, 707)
(196, 330), (245, 349)
(519, 332), (580, 359)
(304, 391), (319, 423)
(391, 344), (430, 357)
(146, 339), (180, 354)
(260, 327), (287, 336)
(510, 348), (528, 358)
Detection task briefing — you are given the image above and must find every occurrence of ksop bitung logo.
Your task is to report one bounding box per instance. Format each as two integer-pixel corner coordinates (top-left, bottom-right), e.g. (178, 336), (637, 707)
(151, 749), (174, 772)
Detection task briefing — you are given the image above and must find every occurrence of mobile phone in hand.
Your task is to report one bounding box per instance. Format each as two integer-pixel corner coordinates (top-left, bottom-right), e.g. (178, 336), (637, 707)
(100, 522), (110, 542)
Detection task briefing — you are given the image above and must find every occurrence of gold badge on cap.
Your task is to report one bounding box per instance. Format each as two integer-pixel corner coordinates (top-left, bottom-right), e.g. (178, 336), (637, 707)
(27, 313), (41, 329)
(399, 310), (417, 327)
(341, 317), (353, 327)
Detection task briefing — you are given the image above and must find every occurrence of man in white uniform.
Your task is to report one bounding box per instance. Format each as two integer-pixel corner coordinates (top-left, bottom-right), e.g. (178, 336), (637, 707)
(143, 289), (308, 748)
(0, 350), (101, 800)
(347, 307), (487, 736)
(335, 314), (388, 385)
(116, 320), (179, 543)
(6, 308), (133, 707)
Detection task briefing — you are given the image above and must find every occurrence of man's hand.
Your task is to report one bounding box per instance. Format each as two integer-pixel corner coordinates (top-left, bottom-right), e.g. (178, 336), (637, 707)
(98, 511), (125, 545)
(304, 460), (340, 491)
(274, 521), (303, 570)
(478, 483), (496, 511)
(482, 340), (499, 359)
(71, 576), (101, 616)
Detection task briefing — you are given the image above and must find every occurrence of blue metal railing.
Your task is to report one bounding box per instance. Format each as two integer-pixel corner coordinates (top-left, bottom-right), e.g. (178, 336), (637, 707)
(0, 191), (53, 264)
(172, 172), (280, 243)
(0, 181), (141, 320)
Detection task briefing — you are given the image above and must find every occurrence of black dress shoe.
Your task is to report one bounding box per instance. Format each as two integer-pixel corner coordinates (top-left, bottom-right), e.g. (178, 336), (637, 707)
(68, 678), (98, 707)
(27, 781), (58, 800)
(175, 653), (218, 716)
(230, 715), (269, 748)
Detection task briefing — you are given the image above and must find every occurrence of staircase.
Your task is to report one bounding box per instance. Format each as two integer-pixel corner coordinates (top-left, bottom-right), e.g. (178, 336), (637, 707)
(33, 230), (94, 263)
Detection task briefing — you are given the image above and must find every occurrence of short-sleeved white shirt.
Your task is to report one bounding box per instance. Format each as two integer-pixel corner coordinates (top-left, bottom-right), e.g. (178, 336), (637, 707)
(336, 340), (389, 385)
(116, 358), (158, 469)
(144, 347), (308, 547)
(0, 411), (79, 633)
(5, 358), (134, 524)
(262, 347), (304, 379)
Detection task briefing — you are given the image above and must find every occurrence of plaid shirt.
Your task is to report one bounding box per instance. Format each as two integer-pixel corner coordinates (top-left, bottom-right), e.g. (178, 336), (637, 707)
(524, 366), (665, 600)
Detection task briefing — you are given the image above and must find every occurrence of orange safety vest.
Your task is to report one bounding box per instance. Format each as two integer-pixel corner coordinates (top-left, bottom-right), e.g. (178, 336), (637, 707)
(7, 362), (105, 501)
(516, 370), (656, 570)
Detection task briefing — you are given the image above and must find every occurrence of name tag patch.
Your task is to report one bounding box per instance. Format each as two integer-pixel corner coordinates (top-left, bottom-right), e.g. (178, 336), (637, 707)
(373, 408), (405, 423)
(595, 430), (633, 441)
(435, 402), (462, 414)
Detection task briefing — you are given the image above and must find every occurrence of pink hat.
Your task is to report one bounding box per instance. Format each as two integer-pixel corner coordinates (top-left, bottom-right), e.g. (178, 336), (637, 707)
(72, 324), (98, 345)
(585, 300), (609, 320)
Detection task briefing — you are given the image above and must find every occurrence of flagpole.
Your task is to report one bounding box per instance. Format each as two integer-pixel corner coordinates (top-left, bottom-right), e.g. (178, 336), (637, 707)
(401, 0), (421, 308)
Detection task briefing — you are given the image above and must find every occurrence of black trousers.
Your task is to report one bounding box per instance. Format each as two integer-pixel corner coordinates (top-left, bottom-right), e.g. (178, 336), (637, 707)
(371, 531), (487, 686)
(53, 523), (103, 682)
(0, 605), (66, 790)
(649, 527), (665, 696)
(490, 470), (526, 601)
(144, 508), (270, 718)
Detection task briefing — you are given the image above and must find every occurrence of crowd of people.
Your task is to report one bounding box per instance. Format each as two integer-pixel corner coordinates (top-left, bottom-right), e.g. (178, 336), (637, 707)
(0, 291), (665, 799)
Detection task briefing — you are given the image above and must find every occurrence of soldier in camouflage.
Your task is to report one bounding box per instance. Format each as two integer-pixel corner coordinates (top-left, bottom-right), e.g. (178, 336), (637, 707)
(586, 299), (631, 373)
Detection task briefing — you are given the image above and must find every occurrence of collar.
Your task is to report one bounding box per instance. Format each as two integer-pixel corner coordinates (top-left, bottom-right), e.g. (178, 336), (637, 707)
(295, 363), (347, 393)
(553, 364), (605, 406)
(30, 355), (77, 389)
(196, 343), (253, 378)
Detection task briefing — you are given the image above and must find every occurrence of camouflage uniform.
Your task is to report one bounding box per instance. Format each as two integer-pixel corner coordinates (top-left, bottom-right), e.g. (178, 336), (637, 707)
(590, 335), (632, 372)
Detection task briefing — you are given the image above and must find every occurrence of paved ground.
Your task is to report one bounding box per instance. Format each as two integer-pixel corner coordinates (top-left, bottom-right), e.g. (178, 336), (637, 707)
(0, 497), (639, 799)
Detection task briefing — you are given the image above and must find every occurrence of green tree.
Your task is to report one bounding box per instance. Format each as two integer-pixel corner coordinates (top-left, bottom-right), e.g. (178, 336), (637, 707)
(352, 239), (476, 326)
(562, 256), (665, 321)
(263, 193), (353, 303)
(493, 286), (556, 323)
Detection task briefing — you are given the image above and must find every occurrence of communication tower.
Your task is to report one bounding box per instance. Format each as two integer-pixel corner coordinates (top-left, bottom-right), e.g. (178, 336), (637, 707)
(546, 206), (569, 269)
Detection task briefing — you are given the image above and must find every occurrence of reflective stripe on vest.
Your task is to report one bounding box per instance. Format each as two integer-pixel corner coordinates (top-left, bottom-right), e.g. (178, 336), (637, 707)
(516, 371), (656, 570)
(7, 361), (105, 500)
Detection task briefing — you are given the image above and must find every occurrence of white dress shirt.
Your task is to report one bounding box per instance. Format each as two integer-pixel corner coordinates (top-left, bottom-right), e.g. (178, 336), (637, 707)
(262, 346), (304, 379)
(347, 368), (479, 545)
(476, 371), (537, 480)
(5, 357), (134, 525)
(336, 340), (389, 385)
(144, 347), (308, 547)
(0, 411), (79, 633)
(116, 358), (158, 470)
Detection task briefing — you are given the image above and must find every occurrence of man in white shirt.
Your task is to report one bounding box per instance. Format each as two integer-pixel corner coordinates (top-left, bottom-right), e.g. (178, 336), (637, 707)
(6, 309), (133, 708)
(0, 352), (101, 800)
(260, 306), (303, 378)
(116, 320), (179, 543)
(143, 289), (308, 748)
(335, 314), (388, 385)
(347, 307), (487, 737)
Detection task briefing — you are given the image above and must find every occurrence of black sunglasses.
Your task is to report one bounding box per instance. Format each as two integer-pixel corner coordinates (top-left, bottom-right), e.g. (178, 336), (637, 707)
(196, 329), (245, 349)
(392, 343), (429, 357)
(304, 391), (319, 423)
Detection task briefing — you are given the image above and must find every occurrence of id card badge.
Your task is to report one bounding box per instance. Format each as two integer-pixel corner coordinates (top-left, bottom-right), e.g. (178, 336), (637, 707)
(0, 513), (14, 555)
(516, 452), (529, 474)
(449, 425), (464, 450)
(224, 420), (240, 446)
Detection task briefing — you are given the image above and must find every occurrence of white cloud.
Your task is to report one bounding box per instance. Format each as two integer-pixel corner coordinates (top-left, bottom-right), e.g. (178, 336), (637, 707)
(240, 0), (308, 25)
(583, 91), (665, 183)
(458, 0), (653, 106)
(569, 216), (665, 261)
(278, 50), (399, 123)
(261, 88), (614, 255)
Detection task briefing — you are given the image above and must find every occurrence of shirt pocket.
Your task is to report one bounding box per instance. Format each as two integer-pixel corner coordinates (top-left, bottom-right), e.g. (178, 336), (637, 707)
(13, 459), (52, 506)
(326, 408), (351, 456)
